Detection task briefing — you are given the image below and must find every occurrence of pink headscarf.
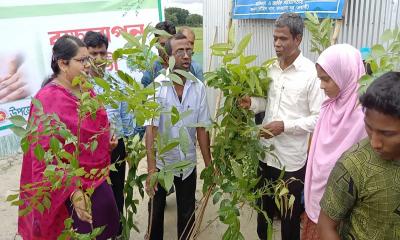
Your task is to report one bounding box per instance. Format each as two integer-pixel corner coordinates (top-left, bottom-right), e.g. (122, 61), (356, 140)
(304, 44), (367, 223)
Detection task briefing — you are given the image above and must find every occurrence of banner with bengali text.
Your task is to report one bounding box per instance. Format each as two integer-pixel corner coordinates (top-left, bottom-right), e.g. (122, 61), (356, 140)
(0, 0), (161, 154)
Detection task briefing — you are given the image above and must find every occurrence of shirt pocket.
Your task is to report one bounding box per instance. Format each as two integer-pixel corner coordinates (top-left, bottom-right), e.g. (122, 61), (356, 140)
(281, 85), (302, 107)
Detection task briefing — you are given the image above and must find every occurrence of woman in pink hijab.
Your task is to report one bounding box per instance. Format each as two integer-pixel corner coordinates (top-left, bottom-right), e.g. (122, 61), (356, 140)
(302, 44), (367, 240)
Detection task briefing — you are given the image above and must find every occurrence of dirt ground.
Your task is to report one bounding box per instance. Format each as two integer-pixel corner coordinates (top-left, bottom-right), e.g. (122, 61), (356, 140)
(0, 151), (282, 240)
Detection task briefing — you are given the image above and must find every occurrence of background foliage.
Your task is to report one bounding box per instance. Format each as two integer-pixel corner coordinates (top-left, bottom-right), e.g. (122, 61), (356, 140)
(165, 7), (203, 27)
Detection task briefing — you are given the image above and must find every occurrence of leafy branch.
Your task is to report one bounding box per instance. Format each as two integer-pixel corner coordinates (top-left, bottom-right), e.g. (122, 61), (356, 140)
(359, 27), (400, 93)
(186, 27), (294, 240)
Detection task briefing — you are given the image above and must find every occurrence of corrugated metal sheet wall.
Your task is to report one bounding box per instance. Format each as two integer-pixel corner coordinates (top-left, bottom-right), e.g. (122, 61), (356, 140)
(203, 0), (400, 115)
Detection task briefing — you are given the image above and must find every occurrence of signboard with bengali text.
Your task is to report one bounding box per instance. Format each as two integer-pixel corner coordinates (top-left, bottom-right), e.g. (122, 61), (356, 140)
(233, 0), (346, 19)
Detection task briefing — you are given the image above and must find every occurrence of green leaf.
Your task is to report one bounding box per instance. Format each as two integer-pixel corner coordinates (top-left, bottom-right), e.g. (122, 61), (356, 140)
(288, 194), (295, 209)
(164, 160), (193, 171)
(11, 199), (24, 206)
(262, 57), (277, 68)
(279, 187), (289, 197)
(171, 106), (180, 125)
(10, 126), (27, 138)
(60, 151), (73, 162)
(43, 196), (51, 210)
(149, 172), (158, 190)
(71, 76), (81, 87)
(381, 29), (393, 42)
(109, 163), (118, 172)
(372, 44), (386, 57)
(37, 203), (44, 213)
(31, 98), (43, 111)
(174, 69), (198, 81)
(91, 226), (105, 237)
(168, 73), (183, 85)
(64, 218), (73, 229)
(86, 187), (95, 196)
(74, 167), (86, 177)
(369, 60), (379, 74)
(163, 171), (174, 192)
(21, 139), (29, 153)
(153, 29), (172, 38)
(90, 168), (99, 175)
(6, 194), (19, 202)
(121, 31), (141, 47)
(34, 144), (45, 161)
(230, 160), (243, 178)
(223, 52), (240, 64)
(179, 128), (190, 155)
(168, 56), (176, 70)
(305, 11), (319, 25)
(210, 43), (234, 51)
(237, 34), (252, 54)
(158, 141), (180, 155)
(240, 55), (257, 65)
(94, 77), (110, 91)
(213, 192), (223, 204)
(180, 109), (193, 120)
(9, 115), (27, 127)
(18, 206), (32, 216)
(50, 137), (60, 153)
(90, 140), (98, 153)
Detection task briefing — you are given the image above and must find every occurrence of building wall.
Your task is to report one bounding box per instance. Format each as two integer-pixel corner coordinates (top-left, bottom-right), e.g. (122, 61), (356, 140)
(203, 0), (400, 116)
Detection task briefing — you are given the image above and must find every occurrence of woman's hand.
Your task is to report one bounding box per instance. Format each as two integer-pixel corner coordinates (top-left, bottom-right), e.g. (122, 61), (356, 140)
(71, 189), (92, 224)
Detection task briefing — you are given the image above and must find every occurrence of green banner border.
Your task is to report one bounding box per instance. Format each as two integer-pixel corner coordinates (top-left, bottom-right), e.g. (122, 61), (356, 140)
(0, 124), (13, 131)
(0, 0), (159, 19)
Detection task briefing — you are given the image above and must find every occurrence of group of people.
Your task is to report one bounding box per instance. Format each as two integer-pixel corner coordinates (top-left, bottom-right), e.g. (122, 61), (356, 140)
(18, 20), (210, 240)
(239, 13), (400, 240)
(17, 11), (400, 240)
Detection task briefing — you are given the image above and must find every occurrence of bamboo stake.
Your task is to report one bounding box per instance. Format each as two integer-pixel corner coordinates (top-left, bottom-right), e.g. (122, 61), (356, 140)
(331, 19), (343, 45)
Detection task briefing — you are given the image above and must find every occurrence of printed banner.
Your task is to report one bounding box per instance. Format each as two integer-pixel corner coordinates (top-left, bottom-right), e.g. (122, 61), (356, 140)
(233, 0), (346, 19)
(0, 0), (161, 144)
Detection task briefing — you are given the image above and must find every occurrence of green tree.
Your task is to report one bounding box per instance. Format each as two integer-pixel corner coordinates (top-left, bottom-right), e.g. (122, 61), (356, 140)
(165, 7), (189, 25)
(187, 13), (203, 27)
(166, 13), (178, 26)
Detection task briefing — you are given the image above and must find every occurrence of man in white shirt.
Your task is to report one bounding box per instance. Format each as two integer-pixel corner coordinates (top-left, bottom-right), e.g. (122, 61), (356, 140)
(240, 13), (324, 240)
(145, 33), (212, 240)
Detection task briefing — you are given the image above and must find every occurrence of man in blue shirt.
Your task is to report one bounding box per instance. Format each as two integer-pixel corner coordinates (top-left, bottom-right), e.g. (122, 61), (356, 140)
(178, 26), (203, 80)
(141, 21), (203, 87)
(84, 31), (135, 236)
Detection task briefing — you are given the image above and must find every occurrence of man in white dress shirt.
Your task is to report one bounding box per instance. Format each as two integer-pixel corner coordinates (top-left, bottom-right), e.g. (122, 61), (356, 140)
(144, 33), (212, 240)
(240, 13), (324, 240)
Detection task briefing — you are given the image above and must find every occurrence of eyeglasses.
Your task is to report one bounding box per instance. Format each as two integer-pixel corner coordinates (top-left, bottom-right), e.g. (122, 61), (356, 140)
(174, 49), (194, 57)
(73, 56), (93, 65)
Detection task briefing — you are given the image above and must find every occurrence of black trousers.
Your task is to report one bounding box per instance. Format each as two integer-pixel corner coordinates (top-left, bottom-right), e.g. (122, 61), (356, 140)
(147, 169), (196, 240)
(109, 138), (126, 235)
(256, 162), (305, 240)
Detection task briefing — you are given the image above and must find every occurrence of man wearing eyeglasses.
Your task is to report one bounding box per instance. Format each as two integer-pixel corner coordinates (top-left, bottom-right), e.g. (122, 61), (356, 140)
(141, 21), (203, 88)
(84, 31), (135, 237)
(144, 33), (212, 240)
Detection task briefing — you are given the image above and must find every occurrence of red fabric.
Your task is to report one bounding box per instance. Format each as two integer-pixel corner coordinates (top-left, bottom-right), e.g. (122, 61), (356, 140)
(18, 84), (111, 239)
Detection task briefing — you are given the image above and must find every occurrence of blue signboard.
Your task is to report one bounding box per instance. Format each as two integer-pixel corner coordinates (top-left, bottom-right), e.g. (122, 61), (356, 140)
(233, 0), (346, 19)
